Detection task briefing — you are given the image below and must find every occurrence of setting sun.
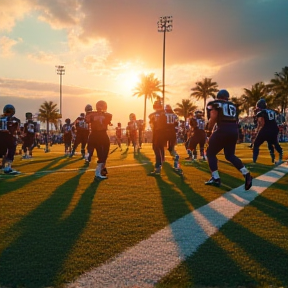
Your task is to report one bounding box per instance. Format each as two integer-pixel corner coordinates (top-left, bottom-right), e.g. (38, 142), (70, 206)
(117, 70), (142, 96)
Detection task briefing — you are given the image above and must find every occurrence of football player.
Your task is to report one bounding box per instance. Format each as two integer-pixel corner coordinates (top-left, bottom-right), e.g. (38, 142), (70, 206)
(253, 99), (283, 164)
(205, 89), (252, 190)
(148, 100), (167, 175)
(127, 113), (138, 153)
(137, 119), (145, 149)
(85, 100), (112, 180)
(0, 104), (21, 174)
(61, 118), (73, 156)
(83, 104), (93, 163)
(185, 110), (206, 161)
(115, 122), (123, 151)
(21, 112), (38, 159)
(70, 112), (89, 158)
(164, 104), (178, 155)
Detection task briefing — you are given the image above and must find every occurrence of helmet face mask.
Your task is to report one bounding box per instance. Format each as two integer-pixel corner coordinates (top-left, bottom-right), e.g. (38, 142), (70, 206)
(3, 104), (15, 116)
(216, 89), (230, 100)
(96, 100), (107, 112)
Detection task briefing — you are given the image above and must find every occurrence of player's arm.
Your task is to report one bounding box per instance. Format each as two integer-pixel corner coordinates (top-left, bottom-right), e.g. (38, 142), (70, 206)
(257, 116), (265, 129)
(207, 109), (218, 131)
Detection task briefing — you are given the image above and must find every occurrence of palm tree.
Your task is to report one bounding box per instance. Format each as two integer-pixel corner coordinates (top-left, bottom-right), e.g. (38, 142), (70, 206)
(242, 81), (268, 116)
(38, 101), (61, 134)
(190, 78), (218, 117)
(174, 99), (198, 123)
(132, 73), (162, 127)
(267, 66), (288, 114)
(230, 96), (245, 117)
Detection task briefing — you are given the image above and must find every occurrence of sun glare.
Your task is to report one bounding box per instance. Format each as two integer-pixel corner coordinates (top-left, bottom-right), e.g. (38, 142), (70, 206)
(117, 70), (141, 96)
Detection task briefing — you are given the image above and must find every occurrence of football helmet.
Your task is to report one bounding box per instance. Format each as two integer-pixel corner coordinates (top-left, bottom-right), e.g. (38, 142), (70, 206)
(194, 110), (203, 119)
(96, 100), (107, 112)
(165, 104), (173, 112)
(256, 99), (267, 110)
(153, 100), (163, 110)
(65, 118), (71, 124)
(3, 104), (15, 116)
(129, 113), (136, 121)
(26, 112), (33, 119)
(216, 89), (230, 100)
(85, 104), (93, 113)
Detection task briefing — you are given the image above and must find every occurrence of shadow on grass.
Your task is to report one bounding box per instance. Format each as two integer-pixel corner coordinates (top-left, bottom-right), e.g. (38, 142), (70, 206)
(0, 173), (100, 288)
(251, 182), (288, 224)
(0, 157), (83, 196)
(162, 162), (209, 216)
(120, 147), (129, 160)
(172, 218), (288, 288)
(159, 164), (288, 287)
(218, 159), (272, 176)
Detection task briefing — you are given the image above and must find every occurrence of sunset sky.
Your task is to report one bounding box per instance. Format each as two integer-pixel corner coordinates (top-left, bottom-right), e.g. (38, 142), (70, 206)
(0, 0), (287, 125)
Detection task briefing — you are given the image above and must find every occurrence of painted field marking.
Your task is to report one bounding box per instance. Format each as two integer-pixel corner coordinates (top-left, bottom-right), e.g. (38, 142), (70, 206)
(67, 164), (288, 288)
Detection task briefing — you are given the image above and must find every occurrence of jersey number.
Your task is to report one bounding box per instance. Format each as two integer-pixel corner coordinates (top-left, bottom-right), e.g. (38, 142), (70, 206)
(223, 103), (236, 117)
(267, 110), (275, 120)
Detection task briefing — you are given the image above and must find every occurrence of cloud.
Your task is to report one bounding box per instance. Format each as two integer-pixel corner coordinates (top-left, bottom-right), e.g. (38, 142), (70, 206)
(31, 0), (83, 29)
(0, 0), (287, 121)
(27, 51), (60, 63)
(0, 77), (144, 124)
(0, 0), (31, 32)
(0, 36), (22, 56)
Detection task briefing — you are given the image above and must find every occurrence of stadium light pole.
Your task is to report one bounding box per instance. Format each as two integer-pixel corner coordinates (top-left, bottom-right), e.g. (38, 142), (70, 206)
(55, 65), (65, 117)
(157, 16), (173, 107)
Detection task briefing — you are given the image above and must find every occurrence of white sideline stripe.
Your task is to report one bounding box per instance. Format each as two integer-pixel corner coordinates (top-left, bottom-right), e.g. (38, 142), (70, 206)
(67, 164), (288, 288)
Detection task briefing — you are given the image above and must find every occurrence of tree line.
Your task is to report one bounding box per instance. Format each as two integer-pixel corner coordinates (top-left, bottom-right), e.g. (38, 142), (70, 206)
(37, 66), (288, 132)
(133, 66), (288, 123)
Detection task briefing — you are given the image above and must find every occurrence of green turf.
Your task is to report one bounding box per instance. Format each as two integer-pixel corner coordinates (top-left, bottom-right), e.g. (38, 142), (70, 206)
(0, 143), (287, 288)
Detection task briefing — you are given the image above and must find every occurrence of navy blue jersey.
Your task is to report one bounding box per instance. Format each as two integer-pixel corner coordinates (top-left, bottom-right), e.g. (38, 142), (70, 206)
(86, 111), (112, 132)
(75, 116), (89, 131)
(190, 117), (205, 130)
(149, 110), (167, 131)
(256, 109), (278, 129)
(165, 112), (178, 133)
(24, 120), (38, 135)
(206, 99), (238, 125)
(0, 116), (20, 134)
(61, 124), (73, 134)
(0, 116), (9, 131)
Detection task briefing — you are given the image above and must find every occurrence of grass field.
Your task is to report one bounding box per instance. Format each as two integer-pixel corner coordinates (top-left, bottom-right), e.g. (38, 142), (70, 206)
(0, 143), (288, 288)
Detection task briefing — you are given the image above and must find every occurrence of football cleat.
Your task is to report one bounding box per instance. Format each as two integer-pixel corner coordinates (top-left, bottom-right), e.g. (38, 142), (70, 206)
(94, 175), (107, 181)
(3, 167), (20, 175)
(205, 177), (221, 187)
(148, 167), (161, 176)
(174, 168), (184, 176)
(244, 173), (253, 191)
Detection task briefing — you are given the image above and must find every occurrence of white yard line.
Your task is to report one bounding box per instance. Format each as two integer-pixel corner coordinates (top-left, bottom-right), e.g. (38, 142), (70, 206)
(67, 164), (288, 288)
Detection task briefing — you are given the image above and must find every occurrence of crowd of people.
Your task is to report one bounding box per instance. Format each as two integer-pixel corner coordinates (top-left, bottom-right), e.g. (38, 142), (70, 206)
(0, 91), (286, 188)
